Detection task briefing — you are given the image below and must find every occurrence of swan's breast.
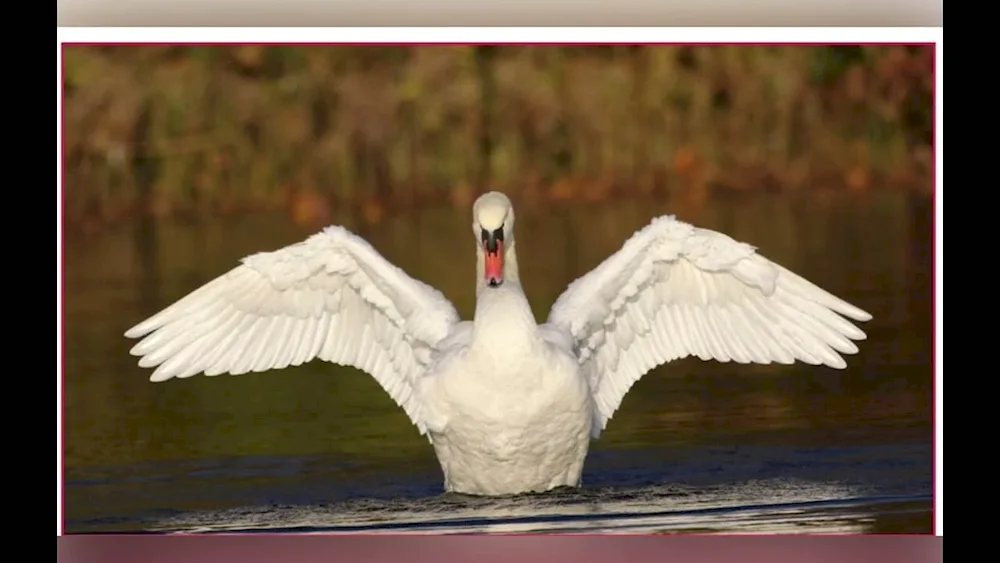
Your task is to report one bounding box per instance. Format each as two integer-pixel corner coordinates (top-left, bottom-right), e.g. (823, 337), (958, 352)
(423, 341), (587, 433)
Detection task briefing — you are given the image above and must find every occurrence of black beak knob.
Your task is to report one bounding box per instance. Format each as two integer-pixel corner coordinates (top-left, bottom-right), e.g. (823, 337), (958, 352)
(481, 226), (504, 253)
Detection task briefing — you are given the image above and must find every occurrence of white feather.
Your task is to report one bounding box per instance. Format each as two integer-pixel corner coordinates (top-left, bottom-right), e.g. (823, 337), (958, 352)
(124, 192), (873, 497)
(124, 225), (461, 435)
(546, 215), (873, 435)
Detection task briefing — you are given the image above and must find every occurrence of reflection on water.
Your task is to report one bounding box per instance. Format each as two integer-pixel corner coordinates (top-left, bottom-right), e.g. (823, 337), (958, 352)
(66, 442), (932, 534)
(155, 480), (918, 535)
(62, 191), (933, 533)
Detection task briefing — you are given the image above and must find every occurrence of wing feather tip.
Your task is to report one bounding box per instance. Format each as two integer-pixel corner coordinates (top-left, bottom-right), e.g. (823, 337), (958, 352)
(849, 309), (874, 323)
(129, 340), (156, 356)
(124, 325), (152, 339)
(844, 326), (868, 341)
(136, 356), (163, 369)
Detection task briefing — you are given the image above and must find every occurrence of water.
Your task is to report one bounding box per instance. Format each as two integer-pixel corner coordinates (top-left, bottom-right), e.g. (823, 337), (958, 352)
(61, 191), (933, 534)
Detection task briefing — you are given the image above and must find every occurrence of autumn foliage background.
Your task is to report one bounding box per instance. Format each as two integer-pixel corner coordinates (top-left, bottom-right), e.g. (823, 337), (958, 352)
(62, 45), (934, 232)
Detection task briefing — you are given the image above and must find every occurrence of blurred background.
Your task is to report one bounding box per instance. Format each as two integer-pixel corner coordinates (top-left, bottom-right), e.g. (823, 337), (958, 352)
(62, 45), (934, 534)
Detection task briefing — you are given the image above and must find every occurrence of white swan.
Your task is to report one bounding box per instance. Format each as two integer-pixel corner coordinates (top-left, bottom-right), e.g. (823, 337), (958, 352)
(125, 191), (872, 496)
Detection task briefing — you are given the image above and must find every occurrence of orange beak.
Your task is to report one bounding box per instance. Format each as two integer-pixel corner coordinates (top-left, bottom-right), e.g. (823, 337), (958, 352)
(484, 239), (504, 287)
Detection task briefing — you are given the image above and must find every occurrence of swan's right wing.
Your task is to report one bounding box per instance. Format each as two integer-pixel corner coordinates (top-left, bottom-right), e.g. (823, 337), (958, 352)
(124, 225), (462, 434)
(547, 215), (872, 435)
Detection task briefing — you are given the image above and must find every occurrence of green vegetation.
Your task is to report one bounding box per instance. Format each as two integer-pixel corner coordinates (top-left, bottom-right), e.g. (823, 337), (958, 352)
(62, 45), (933, 231)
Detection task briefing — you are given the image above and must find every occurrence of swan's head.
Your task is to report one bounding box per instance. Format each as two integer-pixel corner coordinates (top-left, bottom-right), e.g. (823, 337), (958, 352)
(472, 191), (515, 288)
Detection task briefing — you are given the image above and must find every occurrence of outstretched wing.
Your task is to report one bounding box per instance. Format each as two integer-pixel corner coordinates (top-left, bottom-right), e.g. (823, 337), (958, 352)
(546, 215), (872, 435)
(124, 225), (462, 434)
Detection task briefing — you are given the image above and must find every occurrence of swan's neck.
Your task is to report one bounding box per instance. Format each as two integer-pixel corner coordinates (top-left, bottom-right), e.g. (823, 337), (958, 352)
(471, 244), (539, 355)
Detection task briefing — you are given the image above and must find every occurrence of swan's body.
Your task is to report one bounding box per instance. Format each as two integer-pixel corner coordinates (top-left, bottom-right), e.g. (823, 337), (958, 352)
(420, 287), (592, 494)
(125, 192), (872, 496)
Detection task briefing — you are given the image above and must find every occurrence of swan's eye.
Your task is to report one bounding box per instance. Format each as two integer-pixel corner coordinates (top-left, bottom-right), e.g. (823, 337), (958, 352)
(481, 225), (504, 254)
(480, 225), (504, 242)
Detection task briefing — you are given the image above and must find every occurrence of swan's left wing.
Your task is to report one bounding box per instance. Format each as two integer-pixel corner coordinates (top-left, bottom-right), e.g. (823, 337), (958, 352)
(124, 225), (462, 434)
(546, 215), (872, 435)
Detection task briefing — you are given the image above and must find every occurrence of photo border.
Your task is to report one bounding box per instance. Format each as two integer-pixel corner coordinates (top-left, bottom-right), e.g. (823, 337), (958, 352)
(57, 7), (943, 563)
(56, 0), (944, 27)
(58, 535), (943, 563)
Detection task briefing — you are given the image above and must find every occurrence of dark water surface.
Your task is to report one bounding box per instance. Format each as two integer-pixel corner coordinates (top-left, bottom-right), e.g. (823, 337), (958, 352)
(62, 192), (933, 533)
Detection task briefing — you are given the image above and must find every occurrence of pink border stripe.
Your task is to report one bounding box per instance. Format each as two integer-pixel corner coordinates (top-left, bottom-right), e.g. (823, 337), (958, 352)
(58, 535), (943, 563)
